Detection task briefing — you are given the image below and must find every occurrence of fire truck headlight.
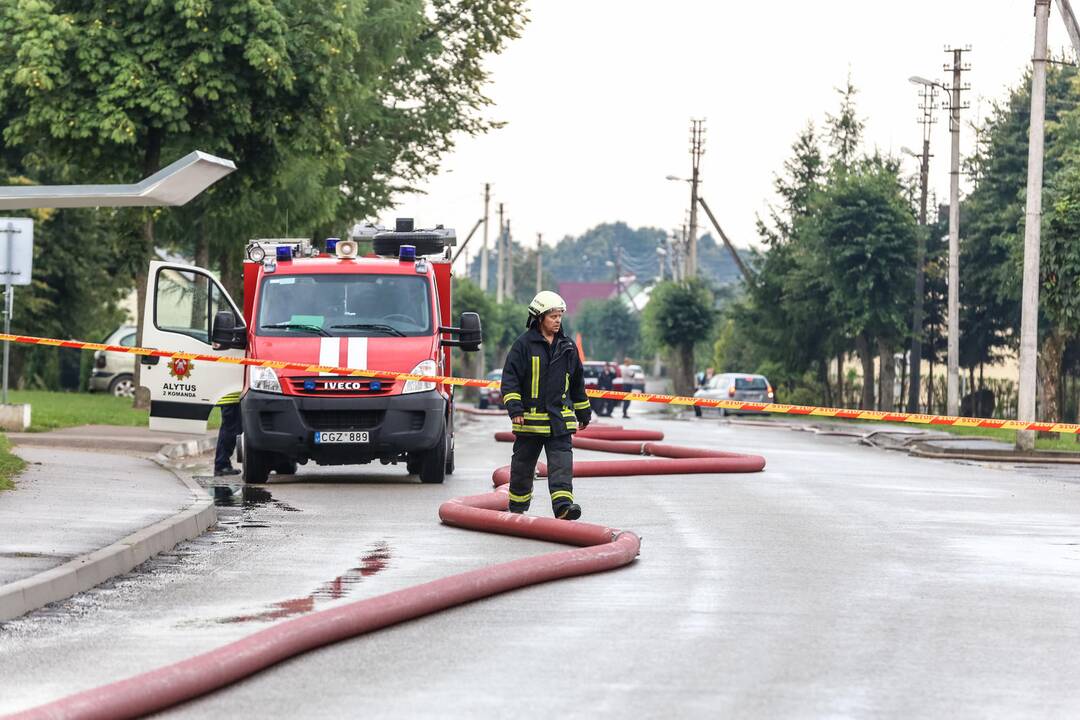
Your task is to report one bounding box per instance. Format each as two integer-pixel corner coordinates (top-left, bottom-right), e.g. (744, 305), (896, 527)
(250, 366), (283, 394)
(402, 360), (437, 394)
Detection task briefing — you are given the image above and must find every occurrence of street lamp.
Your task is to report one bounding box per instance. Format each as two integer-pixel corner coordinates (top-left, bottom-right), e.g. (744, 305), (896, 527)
(910, 73), (962, 416)
(0, 151), (236, 209)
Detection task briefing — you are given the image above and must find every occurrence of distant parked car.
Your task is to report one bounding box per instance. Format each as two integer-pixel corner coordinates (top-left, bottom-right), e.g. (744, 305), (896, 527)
(88, 325), (137, 397)
(478, 368), (503, 409)
(693, 373), (774, 417)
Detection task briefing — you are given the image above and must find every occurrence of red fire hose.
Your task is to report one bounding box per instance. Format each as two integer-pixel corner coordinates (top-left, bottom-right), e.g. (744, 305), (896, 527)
(6, 424), (765, 720)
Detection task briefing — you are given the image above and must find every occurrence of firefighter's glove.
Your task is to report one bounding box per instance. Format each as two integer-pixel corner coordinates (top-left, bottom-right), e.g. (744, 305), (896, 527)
(576, 408), (591, 430)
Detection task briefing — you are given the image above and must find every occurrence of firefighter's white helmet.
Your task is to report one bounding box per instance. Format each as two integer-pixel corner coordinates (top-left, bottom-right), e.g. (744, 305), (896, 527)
(527, 291), (567, 325)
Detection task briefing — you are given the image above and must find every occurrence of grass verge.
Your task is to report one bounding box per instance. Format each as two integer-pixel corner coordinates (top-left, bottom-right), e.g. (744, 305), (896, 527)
(7, 390), (221, 433)
(0, 433), (26, 492)
(908, 422), (1080, 452)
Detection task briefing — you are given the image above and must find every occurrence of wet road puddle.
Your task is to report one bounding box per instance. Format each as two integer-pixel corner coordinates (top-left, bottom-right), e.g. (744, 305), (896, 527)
(203, 541), (392, 625)
(209, 485), (300, 529)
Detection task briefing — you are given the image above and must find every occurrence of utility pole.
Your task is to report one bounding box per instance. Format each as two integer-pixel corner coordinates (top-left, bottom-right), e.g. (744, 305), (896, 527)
(666, 232), (679, 283)
(610, 246), (639, 312)
(687, 119), (705, 278)
(495, 202), (505, 302)
(536, 233), (543, 293)
(697, 197), (753, 285)
(908, 83), (938, 413)
(480, 183), (490, 293)
(945, 46), (971, 417)
(1017, 1), (1051, 450)
(506, 218), (514, 300)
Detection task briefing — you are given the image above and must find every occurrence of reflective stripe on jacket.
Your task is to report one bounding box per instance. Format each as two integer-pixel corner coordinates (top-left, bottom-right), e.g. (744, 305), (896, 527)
(501, 327), (589, 436)
(217, 391), (242, 406)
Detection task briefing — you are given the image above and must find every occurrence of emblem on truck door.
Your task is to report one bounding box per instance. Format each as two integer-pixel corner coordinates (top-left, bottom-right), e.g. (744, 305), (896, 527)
(168, 357), (194, 381)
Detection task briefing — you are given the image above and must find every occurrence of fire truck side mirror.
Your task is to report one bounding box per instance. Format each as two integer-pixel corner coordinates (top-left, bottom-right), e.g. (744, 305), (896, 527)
(458, 312), (482, 352)
(211, 310), (247, 350)
(439, 312), (482, 352)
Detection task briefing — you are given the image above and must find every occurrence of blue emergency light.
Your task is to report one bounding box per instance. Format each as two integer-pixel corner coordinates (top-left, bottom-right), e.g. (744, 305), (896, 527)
(370, 380), (382, 392)
(325, 238), (339, 254)
(399, 244), (416, 261)
(276, 245), (293, 261)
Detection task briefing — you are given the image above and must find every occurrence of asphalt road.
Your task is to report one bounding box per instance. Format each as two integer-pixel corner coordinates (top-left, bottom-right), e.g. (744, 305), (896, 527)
(3, 411), (1080, 719)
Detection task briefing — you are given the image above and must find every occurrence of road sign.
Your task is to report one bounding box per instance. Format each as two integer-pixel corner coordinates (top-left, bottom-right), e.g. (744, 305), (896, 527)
(0, 218), (33, 405)
(0, 218), (33, 286)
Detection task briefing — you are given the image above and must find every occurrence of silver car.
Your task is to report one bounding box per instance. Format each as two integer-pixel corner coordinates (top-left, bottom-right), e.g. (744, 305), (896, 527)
(88, 325), (137, 397)
(693, 373), (774, 417)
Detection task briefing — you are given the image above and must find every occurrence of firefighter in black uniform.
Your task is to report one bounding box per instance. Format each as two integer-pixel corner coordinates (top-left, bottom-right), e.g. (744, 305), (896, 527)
(501, 291), (591, 520)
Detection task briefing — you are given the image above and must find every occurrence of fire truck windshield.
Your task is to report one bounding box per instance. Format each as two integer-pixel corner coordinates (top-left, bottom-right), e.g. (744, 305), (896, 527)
(257, 273), (433, 337)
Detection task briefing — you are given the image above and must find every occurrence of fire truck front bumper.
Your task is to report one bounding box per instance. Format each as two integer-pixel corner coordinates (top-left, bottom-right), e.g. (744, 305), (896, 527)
(241, 389), (447, 464)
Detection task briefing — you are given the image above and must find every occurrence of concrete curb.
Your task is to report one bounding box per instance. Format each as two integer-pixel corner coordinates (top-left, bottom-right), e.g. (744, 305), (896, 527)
(907, 442), (1080, 464)
(0, 440), (217, 623)
(152, 434), (217, 463)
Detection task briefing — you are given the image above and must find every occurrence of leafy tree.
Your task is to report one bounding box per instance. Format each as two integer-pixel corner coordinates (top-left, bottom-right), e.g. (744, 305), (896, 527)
(959, 64), (1078, 413)
(0, 0), (526, 400)
(1037, 161), (1080, 421)
(824, 75), (864, 172)
(801, 155), (917, 409)
(574, 298), (640, 361)
(732, 121), (835, 404)
(643, 279), (714, 396)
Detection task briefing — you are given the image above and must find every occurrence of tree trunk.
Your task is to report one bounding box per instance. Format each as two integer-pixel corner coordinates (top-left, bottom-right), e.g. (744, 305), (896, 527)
(672, 343), (695, 397)
(194, 220), (210, 269)
(855, 334), (875, 410)
(877, 339), (895, 412)
(819, 358), (833, 407)
(899, 353), (908, 412)
(967, 366), (976, 415)
(132, 129), (164, 410)
(1038, 329), (1067, 426)
(836, 354), (845, 406)
(928, 353), (935, 415)
(218, 243), (242, 305)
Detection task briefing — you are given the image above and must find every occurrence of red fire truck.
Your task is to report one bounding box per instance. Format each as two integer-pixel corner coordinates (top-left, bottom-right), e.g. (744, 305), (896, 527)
(139, 220), (481, 485)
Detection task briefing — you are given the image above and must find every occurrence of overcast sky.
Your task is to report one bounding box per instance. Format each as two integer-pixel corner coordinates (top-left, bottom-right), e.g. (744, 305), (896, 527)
(383, 1), (1073, 274)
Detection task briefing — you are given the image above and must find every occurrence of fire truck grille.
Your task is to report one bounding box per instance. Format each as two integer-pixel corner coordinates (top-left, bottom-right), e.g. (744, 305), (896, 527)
(301, 410), (384, 431)
(285, 377), (396, 396)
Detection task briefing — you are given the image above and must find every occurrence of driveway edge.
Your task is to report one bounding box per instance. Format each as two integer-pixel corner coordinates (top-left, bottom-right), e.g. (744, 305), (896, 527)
(0, 440), (216, 622)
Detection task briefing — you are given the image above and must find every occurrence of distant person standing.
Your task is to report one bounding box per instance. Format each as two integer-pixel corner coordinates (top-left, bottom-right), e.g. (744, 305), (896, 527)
(598, 361), (617, 416)
(213, 390), (242, 477)
(618, 356), (634, 418)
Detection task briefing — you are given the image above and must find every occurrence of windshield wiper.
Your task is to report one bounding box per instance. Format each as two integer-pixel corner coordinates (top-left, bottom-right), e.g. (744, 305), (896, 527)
(261, 323), (332, 337)
(330, 323), (406, 337)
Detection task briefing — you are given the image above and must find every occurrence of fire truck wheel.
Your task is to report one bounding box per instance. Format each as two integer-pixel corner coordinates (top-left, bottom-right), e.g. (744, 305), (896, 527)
(242, 440), (272, 484)
(694, 405), (702, 418)
(418, 436), (447, 484)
